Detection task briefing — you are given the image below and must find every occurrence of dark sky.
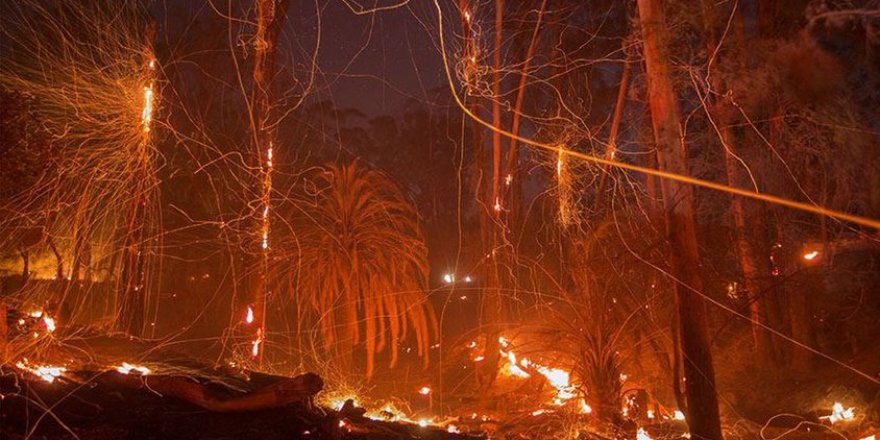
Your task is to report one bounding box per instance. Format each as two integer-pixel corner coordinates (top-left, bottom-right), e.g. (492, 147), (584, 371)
(297, 1), (446, 116)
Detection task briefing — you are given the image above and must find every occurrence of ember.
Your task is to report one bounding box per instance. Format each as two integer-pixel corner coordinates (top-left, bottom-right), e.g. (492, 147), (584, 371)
(15, 359), (66, 383)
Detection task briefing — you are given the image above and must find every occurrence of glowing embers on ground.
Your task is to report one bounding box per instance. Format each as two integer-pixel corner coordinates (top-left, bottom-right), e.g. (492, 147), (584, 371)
(491, 336), (587, 411)
(115, 362), (151, 375)
(15, 359), (67, 383)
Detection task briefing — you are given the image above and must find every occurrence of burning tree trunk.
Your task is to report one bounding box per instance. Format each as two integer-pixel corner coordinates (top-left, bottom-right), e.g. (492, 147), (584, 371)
(243, 0), (290, 364)
(636, 0), (723, 438)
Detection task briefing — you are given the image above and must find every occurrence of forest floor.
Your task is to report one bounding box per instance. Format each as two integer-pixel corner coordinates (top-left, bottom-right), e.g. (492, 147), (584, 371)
(0, 366), (482, 440)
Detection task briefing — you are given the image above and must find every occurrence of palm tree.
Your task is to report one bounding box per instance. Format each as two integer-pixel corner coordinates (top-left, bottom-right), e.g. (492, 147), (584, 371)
(292, 162), (437, 376)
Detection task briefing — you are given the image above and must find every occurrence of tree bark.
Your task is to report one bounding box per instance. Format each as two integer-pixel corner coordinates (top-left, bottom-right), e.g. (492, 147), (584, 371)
(245, 0), (290, 364)
(637, 0), (723, 438)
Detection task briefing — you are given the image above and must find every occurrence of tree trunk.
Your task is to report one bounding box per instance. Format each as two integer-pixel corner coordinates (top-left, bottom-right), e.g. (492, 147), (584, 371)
(245, 0), (290, 364)
(637, 0), (723, 438)
(700, 0), (770, 365)
(477, 0), (505, 401)
(504, 0), (547, 236)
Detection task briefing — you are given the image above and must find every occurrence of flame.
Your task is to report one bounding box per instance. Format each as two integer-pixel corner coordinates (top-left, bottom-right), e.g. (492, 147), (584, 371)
(245, 306), (255, 324)
(16, 359), (66, 383)
(673, 410), (686, 420)
(142, 85), (154, 132)
(419, 386), (432, 395)
(803, 250), (820, 261)
(579, 399), (593, 414)
(447, 424), (459, 433)
(824, 402), (855, 424)
(115, 362), (151, 375)
(637, 428), (653, 440)
(43, 316), (56, 333)
(251, 327), (263, 357)
(859, 435), (875, 440)
(497, 336), (579, 405)
(443, 273), (455, 283)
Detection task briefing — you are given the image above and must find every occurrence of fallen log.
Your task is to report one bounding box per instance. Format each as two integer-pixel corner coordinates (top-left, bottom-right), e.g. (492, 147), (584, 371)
(106, 371), (323, 412)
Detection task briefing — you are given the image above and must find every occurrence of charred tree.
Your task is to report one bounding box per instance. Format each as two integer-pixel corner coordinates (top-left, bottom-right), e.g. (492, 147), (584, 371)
(636, 0), (723, 438)
(243, 0), (291, 364)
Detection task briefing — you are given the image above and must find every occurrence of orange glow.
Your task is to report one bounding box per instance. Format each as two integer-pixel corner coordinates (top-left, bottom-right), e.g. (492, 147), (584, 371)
(245, 306), (254, 324)
(803, 250), (820, 261)
(418, 386), (432, 395)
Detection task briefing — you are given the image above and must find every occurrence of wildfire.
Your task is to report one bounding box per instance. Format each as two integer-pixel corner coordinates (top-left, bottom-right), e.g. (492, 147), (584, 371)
(637, 428), (653, 440)
(245, 306), (255, 324)
(803, 250), (820, 261)
(419, 386), (432, 395)
(16, 359), (66, 383)
(496, 336), (581, 407)
(115, 362), (151, 375)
